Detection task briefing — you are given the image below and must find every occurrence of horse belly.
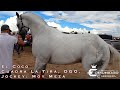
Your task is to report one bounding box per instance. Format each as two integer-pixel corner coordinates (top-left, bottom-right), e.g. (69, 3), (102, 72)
(50, 49), (81, 64)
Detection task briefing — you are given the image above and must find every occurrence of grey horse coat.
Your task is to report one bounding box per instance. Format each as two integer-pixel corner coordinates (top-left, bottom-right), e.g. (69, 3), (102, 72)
(16, 12), (120, 79)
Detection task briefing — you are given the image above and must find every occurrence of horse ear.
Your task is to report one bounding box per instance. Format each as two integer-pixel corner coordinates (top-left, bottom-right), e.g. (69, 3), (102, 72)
(16, 12), (20, 18)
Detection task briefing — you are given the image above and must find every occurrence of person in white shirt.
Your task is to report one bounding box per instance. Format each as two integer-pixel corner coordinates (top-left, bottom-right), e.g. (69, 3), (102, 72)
(0, 24), (17, 79)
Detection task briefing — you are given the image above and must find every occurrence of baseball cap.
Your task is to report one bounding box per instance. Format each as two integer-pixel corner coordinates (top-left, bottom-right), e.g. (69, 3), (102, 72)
(1, 24), (11, 31)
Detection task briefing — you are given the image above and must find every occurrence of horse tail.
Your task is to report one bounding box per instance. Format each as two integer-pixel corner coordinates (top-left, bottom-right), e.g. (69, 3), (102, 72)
(108, 44), (120, 65)
(92, 36), (110, 70)
(94, 42), (120, 73)
(93, 47), (110, 72)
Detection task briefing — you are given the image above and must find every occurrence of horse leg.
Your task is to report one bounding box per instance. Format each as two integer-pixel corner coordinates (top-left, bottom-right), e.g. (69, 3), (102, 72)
(33, 57), (48, 79)
(82, 55), (98, 79)
(82, 50), (110, 79)
(17, 44), (20, 55)
(21, 46), (24, 51)
(15, 44), (20, 55)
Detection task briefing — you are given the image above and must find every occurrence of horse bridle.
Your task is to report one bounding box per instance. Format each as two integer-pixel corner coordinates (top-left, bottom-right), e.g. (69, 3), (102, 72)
(17, 15), (30, 33)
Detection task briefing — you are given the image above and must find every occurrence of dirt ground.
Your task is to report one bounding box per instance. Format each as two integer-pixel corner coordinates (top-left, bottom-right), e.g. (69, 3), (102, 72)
(12, 46), (120, 79)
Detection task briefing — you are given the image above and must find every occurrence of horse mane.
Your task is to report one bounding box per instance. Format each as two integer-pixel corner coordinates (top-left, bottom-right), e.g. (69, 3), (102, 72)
(20, 12), (63, 34)
(20, 12), (48, 26)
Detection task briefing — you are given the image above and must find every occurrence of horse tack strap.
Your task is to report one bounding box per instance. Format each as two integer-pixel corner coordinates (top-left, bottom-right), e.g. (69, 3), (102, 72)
(19, 15), (29, 32)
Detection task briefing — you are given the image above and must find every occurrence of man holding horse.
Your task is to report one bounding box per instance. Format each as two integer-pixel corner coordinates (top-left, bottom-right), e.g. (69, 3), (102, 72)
(0, 24), (18, 79)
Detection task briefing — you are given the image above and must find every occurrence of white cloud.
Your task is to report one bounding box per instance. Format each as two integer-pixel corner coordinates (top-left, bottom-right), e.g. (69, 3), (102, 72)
(47, 22), (61, 28)
(47, 21), (88, 33)
(47, 21), (120, 36)
(42, 11), (120, 24)
(0, 20), (4, 25)
(0, 20), (5, 33)
(82, 23), (118, 30)
(0, 11), (25, 33)
(41, 11), (120, 37)
(82, 23), (120, 36)
(45, 18), (62, 23)
(41, 11), (55, 16)
(0, 11), (120, 37)
(5, 16), (18, 32)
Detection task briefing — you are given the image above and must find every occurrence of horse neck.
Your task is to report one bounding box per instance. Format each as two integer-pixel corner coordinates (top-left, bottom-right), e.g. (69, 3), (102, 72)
(24, 14), (49, 38)
(22, 13), (63, 39)
(29, 22), (49, 38)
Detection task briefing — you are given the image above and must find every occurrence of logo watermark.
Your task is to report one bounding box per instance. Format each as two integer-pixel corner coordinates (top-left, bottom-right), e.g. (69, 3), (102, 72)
(87, 65), (119, 78)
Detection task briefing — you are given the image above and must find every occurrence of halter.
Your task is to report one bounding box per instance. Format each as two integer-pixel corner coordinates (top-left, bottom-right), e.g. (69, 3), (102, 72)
(17, 15), (30, 33)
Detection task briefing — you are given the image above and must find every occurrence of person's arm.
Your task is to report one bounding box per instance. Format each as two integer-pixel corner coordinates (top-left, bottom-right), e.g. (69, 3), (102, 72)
(14, 36), (18, 44)
(17, 35), (24, 46)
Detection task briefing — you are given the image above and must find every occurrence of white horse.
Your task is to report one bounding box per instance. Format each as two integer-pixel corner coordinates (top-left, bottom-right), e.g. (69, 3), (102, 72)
(16, 12), (120, 79)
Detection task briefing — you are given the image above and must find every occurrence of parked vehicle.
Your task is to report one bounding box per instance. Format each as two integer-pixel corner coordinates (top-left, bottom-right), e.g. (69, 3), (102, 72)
(98, 34), (113, 40)
(98, 34), (120, 53)
(110, 40), (120, 53)
(104, 39), (112, 45)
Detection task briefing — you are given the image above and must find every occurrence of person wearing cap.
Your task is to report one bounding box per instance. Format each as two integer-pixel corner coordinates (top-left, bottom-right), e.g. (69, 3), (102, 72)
(9, 29), (12, 35)
(0, 24), (18, 79)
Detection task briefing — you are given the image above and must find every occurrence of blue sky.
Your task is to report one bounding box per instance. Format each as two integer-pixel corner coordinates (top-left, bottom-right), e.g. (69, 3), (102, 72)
(33, 11), (94, 30)
(0, 11), (120, 37)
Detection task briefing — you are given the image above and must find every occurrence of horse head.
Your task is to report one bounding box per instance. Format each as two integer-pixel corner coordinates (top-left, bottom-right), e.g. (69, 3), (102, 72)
(16, 12), (29, 38)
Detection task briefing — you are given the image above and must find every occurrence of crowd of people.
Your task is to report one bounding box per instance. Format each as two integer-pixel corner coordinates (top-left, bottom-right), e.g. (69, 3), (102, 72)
(11, 31), (32, 46)
(10, 29), (32, 54)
